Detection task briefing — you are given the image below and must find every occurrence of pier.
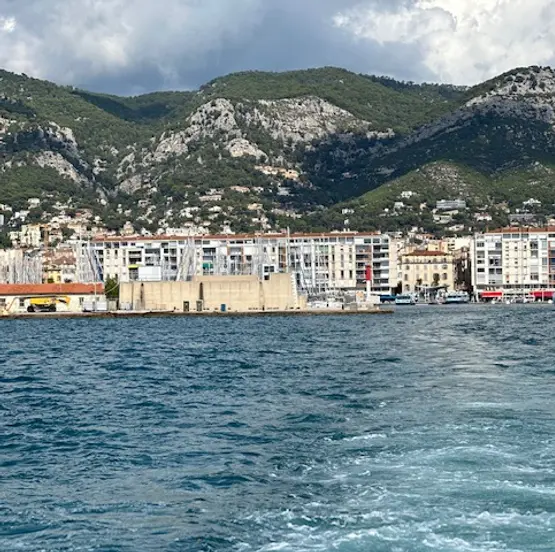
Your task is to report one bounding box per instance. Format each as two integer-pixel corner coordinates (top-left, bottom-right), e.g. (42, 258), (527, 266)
(0, 307), (393, 320)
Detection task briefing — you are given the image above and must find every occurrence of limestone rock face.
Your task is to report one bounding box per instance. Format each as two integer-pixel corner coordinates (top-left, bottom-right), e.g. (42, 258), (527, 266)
(43, 123), (80, 155)
(119, 174), (144, 194)
(465, 68), (555, 125)
(248, 97), (377, 143)
(34, 152), (86, 183)
(154, 99), (241, 162)
(379, 68), (555, 158)
(226, 138), (267, 160)
(0, 116), (13, 135)
(150, 96), (380, 165)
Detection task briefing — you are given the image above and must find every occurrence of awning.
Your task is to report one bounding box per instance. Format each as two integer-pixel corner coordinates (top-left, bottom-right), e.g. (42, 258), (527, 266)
(531, 290), (554, 299)
(480, 291), (503, 298)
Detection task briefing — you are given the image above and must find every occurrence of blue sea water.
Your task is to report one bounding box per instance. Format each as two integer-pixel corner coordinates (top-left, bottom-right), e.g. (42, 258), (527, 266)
(2, 306), (555, 551)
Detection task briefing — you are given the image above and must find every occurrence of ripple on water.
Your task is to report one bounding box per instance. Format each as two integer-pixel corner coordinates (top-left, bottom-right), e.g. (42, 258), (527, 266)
(2, 307), (555, 551)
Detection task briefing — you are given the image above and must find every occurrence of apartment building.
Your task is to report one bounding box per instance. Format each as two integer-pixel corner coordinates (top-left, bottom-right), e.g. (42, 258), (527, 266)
(400, 250), (456, 293)
(91, 232), (400, 296)
(472, 228), (555, 299)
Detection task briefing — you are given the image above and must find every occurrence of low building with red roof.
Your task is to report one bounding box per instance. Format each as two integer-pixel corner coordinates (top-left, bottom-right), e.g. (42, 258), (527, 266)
(0, 283), (105, 314)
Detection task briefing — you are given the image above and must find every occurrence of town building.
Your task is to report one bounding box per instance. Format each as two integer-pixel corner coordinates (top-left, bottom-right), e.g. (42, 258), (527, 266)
(436, 199), (467, 211)
(42, 248), (77, 284)
(17, 224), (43, 248)
(400, 250), (456, 293)
(91, 232), (401, 297)
(472, 227), (555, 300)
(509, 213), (538, 225)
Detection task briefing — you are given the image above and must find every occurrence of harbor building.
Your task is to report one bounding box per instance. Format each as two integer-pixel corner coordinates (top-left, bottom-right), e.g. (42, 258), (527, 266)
(120, 273), (303, 313)
(0, 283), (105, 314)
(92, 232), (400, 298)
(472, 227), (555, 301)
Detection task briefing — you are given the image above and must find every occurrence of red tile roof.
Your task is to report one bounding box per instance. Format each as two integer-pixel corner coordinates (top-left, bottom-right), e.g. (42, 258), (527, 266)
(487, 226), (555, 234)
(92, 231), (381, 242)
(0, 283), (104, 296)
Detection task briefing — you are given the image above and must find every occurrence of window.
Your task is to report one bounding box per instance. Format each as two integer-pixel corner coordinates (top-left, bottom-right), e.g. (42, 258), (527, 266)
(442, 273), (448, 280)
(19, 298), (25, 308)
(0, 298), (5, 308)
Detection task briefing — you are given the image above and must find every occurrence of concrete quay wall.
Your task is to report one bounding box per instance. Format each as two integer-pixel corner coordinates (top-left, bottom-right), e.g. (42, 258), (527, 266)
(119, 273), (305, 313)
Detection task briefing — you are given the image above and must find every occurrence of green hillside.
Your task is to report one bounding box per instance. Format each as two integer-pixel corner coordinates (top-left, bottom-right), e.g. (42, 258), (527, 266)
(202, 67), (463, 133)
(1, 65), (555, 236)
(302, 161), (555, 234)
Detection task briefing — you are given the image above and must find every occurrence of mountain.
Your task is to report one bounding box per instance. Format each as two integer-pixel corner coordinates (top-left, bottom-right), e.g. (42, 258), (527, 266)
(1, 65), (555, 237)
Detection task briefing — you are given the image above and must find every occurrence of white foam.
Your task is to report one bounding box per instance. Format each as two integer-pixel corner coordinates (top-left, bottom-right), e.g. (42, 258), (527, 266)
(344, 433), (387, 441)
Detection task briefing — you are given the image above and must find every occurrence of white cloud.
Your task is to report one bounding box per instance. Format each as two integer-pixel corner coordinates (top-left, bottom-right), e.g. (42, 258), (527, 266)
(334, 0), (555, 84)
(0, 16), (16, 33)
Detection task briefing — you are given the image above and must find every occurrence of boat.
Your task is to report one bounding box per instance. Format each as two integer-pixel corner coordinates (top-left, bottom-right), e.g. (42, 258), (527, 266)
(395, 293), (416, 305)
(444, 291), (470, 304)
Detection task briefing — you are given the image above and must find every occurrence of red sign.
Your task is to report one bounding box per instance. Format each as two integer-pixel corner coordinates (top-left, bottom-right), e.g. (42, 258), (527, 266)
(365, 266), (372, 282)
(480, 291), (503, 298)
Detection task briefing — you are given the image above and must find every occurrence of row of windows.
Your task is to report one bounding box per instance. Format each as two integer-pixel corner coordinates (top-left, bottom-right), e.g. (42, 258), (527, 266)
(403, 273), (449, 282)
(405, 264), (449, 270)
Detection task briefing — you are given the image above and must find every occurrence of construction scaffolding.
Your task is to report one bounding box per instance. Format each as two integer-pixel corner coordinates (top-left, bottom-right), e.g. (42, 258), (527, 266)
(74, 242), (103, 283)
(176, 237), (198, 281)
(0, 250), (43, 284)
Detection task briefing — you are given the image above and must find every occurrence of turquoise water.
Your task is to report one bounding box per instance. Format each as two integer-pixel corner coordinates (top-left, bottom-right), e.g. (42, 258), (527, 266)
(2, 306), (555, 551)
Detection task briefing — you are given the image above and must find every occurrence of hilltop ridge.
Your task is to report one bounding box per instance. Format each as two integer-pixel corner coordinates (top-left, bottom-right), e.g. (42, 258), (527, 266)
(1, 65), (555, 239)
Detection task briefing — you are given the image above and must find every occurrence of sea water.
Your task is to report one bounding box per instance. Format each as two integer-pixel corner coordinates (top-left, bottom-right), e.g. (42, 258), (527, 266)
(2, 306), (555, 551)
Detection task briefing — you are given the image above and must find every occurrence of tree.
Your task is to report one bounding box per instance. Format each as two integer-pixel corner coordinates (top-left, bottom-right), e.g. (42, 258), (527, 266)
(0, 232), (12, 249)
(61, 227), (75, 241)
(105, 276), (120, 301)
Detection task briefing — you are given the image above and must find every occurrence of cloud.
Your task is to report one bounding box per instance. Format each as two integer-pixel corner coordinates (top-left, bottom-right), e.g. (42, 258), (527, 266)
(0, 0), (554, 94)
(334, 0), (555, 84)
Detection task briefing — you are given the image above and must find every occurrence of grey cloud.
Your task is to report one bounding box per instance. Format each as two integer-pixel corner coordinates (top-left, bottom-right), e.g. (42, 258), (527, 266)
(0, 0), (543, 95)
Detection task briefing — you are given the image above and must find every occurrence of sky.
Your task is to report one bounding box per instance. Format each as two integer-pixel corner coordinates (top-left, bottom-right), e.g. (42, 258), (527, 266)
(0, 0), (553, 95)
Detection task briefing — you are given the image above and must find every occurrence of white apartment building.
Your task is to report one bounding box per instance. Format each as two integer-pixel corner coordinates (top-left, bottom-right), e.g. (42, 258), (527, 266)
(91, 232), (400, 297)
(472, 228), (555, 300)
